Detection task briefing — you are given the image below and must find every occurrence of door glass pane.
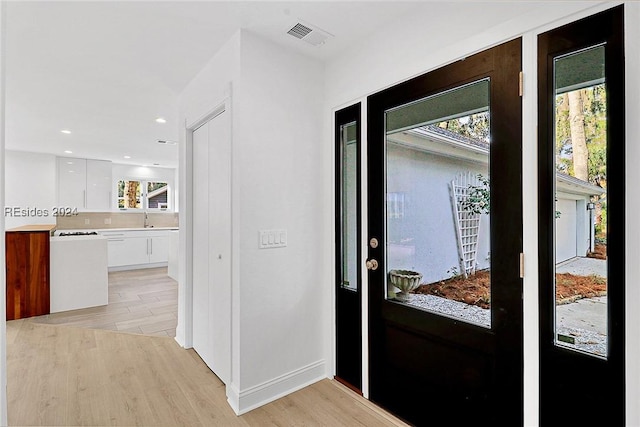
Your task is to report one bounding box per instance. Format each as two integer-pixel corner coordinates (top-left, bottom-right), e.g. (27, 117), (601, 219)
(553, 45), (607, 358)
(384, 79), (491, 328)
(341, 121), (358, 291)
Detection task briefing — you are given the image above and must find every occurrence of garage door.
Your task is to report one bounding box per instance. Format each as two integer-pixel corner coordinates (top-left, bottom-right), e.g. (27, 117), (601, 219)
(555, 198), (577, 263)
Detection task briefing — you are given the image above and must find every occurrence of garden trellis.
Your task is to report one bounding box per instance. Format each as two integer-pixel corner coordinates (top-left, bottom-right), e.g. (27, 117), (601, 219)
(449, 172), (484, 278)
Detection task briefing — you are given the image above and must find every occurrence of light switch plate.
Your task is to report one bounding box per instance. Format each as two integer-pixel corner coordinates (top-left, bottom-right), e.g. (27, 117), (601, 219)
(259, 229), (287, 249)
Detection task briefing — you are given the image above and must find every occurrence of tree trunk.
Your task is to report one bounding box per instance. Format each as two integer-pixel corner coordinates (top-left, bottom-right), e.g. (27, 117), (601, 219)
(568, 90), (589, 181)
(124, 181), (138, 208)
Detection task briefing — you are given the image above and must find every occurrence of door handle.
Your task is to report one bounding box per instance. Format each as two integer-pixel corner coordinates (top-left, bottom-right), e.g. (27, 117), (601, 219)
(366, 259), (379, 271)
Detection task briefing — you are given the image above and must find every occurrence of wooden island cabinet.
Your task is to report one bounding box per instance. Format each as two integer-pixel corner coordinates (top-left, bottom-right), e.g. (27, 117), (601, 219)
(5, 224), (56, 320)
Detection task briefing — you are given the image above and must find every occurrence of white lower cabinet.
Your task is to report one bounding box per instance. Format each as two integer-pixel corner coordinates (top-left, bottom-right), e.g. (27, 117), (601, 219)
(100, 229), (173, 269)
(148, 235), (168, 263)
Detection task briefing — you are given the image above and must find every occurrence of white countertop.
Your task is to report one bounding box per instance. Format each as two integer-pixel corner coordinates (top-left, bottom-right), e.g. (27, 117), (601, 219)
(51, 235), (107, 241)
(98, 227), (179, 231)
(56, 227), (179, 234)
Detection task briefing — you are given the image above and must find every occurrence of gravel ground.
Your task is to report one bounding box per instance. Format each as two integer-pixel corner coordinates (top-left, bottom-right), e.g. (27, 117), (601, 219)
(399, 293), (607, 357)
(400, 293), (491, 327)
(555, 326), (607, 357)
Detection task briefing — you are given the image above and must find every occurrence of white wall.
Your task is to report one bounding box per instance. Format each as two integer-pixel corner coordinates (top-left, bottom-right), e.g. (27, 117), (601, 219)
(0, 2), (8, 424)
(176, 29), (241, 385)
(111, 163), (176, 210)
(322, 2), (637, 426)
(3, 154), (175, 221)
(4, 150), (57, 229)
(624, 3), (640, 423)
(234, 30), (325, 399)
(178, 28), (326, 414)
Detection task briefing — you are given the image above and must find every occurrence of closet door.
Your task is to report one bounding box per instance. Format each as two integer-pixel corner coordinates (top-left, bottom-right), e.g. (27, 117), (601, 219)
(192, 108), (232, 385)
(192, 120), (212, 368)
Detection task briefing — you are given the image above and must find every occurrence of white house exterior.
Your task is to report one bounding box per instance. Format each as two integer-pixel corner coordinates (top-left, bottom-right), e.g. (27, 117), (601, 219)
(387, 126), (490, 284)
(388, 125), (604, 282)
(555, 173), (604, 263)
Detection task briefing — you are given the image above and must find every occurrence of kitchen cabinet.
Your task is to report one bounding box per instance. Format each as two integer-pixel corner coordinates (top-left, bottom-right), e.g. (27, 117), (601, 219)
(50, 234), (108, 313)
(57, 157), (86, 209)
(100, 229), (171, 269)
(57, 157), (112, 211)
(86, 159), (112, 210)
(167, 230), (179, 280)
(5, 224), (55, 320)
(148, 234), (168, 263)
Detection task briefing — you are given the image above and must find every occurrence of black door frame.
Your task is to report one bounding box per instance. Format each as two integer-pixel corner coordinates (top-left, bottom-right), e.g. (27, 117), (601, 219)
(335, 103), (362, 392)
(367, 38), (523, 426)
(538, 5), (625, 425)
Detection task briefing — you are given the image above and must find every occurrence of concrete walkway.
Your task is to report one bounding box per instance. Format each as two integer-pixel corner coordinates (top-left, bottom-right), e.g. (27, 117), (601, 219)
(556, 256), (607, 277)
(557, 296), (607, 335)
(555, 257), (608, 356)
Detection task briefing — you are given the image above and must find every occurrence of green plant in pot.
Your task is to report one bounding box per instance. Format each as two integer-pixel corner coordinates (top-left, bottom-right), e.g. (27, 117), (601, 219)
(388, 269), (423, 301)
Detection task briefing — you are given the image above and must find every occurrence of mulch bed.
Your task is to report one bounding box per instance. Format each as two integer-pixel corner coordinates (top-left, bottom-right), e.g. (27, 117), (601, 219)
(413, 268), (607, 309)
(587, 243), (607, 260)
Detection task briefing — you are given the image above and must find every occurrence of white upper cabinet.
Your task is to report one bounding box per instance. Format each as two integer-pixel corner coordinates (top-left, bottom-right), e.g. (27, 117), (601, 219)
(57, 157), (87, 209)
(86, 160), (112, 210)
(57, 157), (112, 211)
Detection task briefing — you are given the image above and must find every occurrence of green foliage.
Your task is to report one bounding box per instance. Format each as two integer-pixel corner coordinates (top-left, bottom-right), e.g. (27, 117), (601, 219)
(555, 85), (607, 238)
(460, 174), (490, 215)
(148, 182), (167, 192)
(446, 266), (460, 279)
(555, 85), (607, 188)
(437, 112), (490, 142)
(596, 200), (607, 237)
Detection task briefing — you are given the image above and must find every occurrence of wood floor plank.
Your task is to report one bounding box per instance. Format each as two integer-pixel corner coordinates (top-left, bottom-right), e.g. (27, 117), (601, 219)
(7, 267), (409, 426)
(29, 267), (178, 337)
(7, 321), (409, 427)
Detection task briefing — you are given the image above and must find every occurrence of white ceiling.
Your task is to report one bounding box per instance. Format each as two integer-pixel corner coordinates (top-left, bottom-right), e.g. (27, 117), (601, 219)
(4, 1), (424, 169)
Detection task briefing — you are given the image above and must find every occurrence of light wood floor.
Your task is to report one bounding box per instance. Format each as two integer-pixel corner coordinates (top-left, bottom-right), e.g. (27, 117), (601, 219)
(27, 267), (178, 337)
(7, 320), (409, 427)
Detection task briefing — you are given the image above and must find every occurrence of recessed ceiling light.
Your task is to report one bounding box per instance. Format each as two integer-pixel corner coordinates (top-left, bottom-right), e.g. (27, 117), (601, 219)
(155, 117), (166, 124)
(64, 150), (73, 154)
(61, 129), (71, 134)
(124, 155), (131, 159)
(66, 161), (73, 165)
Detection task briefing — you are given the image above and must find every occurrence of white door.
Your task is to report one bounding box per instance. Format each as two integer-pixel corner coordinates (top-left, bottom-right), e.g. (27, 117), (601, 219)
(192, 122), (212, 367)
(191, 109), (231, 385)
(556, 198), (577, 263)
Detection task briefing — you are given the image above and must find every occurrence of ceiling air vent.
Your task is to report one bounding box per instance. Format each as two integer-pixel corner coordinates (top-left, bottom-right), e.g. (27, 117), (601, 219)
(286, 21), (333, 47)
(287, 23), (313, 39)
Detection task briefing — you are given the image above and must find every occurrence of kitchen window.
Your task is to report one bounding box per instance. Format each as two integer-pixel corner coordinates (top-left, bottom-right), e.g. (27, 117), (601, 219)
(117, 180), (170, 210)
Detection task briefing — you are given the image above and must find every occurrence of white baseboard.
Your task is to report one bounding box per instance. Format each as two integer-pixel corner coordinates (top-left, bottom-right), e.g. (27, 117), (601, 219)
(108, 262), (168, 272)
(226, 359), (326, 415)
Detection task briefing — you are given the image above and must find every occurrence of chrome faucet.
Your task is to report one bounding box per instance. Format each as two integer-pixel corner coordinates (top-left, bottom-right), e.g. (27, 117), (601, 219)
(144, 211), (149, 228)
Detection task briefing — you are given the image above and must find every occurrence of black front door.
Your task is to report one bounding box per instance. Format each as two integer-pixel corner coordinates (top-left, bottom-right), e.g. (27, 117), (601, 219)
(367, 39), (523, 426)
